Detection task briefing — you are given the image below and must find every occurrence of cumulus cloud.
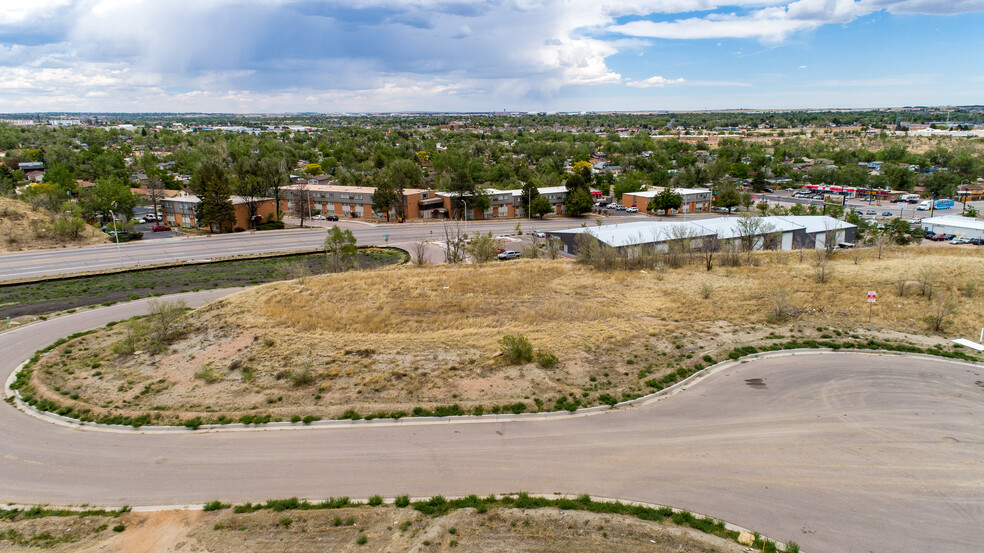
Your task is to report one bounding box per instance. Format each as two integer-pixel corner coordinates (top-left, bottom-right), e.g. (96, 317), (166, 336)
(0, 0), (982, 110)
(626, 75), (686, 87)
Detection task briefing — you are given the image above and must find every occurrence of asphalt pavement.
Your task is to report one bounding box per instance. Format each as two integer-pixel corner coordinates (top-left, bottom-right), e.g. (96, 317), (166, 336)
(1, 291), (982, 553)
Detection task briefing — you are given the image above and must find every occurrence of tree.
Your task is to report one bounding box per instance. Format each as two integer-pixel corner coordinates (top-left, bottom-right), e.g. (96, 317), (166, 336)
(613, 171), (646, 202)
(233, 159), (270, 229)
(564, 187), (593, 216)
(191, 160), (235, 232)
(382, 159), (422, 221)
(145, 172), (166, 221)
(530, 195), (552, 218)
(371, 182), (397, 221)
(290, 181), (310, 228)
(303, 163), (322, 175)
(466, 232), (502, 263)
(647, 188), (683, 215)
(714, 183), (741, 213)
(82, 177), (137, 222)
(571, 160), (593, 182)
(520, 182), (540, 216)
(259, 157), (289, 221)
(323, 225), (357, 272)
(740, 192), (754, 211)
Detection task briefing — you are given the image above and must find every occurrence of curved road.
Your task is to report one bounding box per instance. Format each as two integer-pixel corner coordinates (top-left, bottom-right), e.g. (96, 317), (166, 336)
(2, 291), (983, 553)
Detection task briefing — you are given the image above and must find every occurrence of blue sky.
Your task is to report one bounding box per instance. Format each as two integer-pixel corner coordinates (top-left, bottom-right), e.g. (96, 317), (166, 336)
(1, 1), (982, 113)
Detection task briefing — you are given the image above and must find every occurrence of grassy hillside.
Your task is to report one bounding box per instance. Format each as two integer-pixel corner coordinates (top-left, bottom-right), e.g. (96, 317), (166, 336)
(23, 246), (984, 425)
(0, 197), (106, 252)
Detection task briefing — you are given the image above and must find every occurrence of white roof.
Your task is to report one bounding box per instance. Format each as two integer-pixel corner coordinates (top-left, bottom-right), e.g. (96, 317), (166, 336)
(920, 216), (984, 232)
(551, 216), (853, 248)
(627, 187), (711, 199)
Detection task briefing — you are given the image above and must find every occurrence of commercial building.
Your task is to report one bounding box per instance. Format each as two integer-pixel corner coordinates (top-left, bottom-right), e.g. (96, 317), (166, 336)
(621, 188), (712, 214)
(160, 195), (281, 231)
(920, 216), (984, 240)
(547, 216), (856, 255)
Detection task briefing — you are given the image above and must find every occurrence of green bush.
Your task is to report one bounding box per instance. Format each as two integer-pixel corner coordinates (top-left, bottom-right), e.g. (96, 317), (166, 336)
(356, 535), (367, 545)
(498, 334), (534, 364)
(112, 524), (125, 532)
(367, 495), (383, 506)
(202, 500), (229, 512)
(535, 351), (559, 369)
(256, 220), (285, 231)
(394, 495), (411, 508)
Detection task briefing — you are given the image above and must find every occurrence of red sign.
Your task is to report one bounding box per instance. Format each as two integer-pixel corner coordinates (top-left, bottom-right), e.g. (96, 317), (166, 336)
(867, 291), (877, 303)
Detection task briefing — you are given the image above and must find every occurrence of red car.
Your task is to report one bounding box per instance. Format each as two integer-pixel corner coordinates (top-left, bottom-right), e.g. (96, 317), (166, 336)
(152, 225), (171, 232)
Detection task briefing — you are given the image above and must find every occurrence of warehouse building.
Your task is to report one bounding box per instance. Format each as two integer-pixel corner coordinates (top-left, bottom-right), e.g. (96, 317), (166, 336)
(920, 215), (984, 240)
(547, 216), (856, 255)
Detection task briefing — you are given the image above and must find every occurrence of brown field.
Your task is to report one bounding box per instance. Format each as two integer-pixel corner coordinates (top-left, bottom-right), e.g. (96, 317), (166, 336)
(0, 197), (107, 252)
(27, 246), (984, 425)
(0, 506), (741, 553)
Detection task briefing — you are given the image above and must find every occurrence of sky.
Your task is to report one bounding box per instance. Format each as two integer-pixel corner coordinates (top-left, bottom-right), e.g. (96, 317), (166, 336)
(1, 0), (983, 113)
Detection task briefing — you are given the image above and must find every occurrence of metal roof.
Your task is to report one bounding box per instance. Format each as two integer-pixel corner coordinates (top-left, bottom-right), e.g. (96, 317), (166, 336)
(550, 216), (854, 248)
(920, 216), (984, 232)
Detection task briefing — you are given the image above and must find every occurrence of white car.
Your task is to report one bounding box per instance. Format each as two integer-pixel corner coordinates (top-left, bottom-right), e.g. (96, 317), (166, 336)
(532, 230), (546, 238)
(607, 203), (619, 209)
(312, 214), (326, 220)
(626, 206), (639, 213)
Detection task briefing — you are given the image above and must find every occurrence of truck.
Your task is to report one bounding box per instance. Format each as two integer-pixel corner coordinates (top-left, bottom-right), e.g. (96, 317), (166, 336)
(917, 200), (933, 211)
(934, 198), (954, 210)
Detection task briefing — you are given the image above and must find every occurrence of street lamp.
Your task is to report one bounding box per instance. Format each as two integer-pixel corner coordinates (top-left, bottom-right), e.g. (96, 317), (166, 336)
(960, 179), (967, 215)
(108, 209), (123, 268)
(461, 198), (468, 232)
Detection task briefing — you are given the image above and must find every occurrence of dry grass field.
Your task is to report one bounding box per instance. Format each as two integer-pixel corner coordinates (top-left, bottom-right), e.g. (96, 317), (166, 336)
(24, 246), (984, 425)
(0, 505), (742, 553)
(0, 197), (106, 252)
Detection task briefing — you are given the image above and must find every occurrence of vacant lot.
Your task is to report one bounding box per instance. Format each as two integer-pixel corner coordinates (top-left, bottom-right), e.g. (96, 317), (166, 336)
(0, 198), (107, 252)
(0, 248), (406, 319)
(21, 246), (982, 427)
(0, 504), (743, 553)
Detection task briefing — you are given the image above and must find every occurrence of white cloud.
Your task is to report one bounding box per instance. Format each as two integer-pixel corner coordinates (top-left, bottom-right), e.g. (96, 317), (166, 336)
(0, 0), (982, 111)
(626, 75), (685, 88)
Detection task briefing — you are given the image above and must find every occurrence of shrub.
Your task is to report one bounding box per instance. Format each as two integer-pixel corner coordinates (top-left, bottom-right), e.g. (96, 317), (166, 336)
(279, 517), (292, 527)
(535, 351), (559, 369)
(194, 366), (221, 384)
(702, 354), (714, 364)
(394, 495), (410, 508)
(367, 495), (383, 506)
(356, 535), (367, 545)
(256, 220), (285, 231)
(183, 417), (202, 430)
(499, 335), (534, 364)
(202, 500), (229, 512)
(112, 524), (125, 532)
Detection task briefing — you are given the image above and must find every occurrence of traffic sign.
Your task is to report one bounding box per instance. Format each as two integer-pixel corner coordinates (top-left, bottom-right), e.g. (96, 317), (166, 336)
(867, 291), (877, 303)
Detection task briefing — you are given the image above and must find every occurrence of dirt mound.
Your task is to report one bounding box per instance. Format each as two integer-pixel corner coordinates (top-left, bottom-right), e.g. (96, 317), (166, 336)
(0, 197), (106, 252)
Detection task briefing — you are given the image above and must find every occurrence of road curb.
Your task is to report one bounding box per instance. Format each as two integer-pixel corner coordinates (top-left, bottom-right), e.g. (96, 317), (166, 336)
(7, 330), (980, 434)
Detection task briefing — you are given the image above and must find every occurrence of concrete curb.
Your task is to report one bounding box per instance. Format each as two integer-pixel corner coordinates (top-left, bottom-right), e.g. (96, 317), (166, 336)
(7, 335), (981, 434)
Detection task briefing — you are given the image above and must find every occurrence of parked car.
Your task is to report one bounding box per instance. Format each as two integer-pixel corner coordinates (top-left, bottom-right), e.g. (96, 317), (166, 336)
(881, 211), (893, 216)
(865, 210), (876, 215)
(606, 203), (619, 209)
(626, 206), (639, 213)
(497, 250), (521, 260)
(326, 215), (339, 221)
(950, 237), (971, 245)
(837, 242), (856, 249)
(152, 225), (171, 232)
(969, 238), (984, 245)
(312, 214), (326, 220)
(907, 218), (922, 224)
(532, 230), (546, 238)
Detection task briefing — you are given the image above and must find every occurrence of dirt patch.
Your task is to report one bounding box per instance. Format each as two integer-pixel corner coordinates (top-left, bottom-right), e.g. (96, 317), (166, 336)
(2, 507), (743, 553)
(24, 247), (983, 425)
(0, 197), (107, 253)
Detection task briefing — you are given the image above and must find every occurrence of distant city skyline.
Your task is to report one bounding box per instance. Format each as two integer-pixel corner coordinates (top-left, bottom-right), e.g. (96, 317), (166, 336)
(2, 1), (983, 113)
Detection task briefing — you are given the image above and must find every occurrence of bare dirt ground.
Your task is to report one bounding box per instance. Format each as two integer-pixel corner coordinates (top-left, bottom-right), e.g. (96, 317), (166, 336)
(0, 198), (107, 253)
(0, 507), (743, 553)
(26, 246), (983, 425)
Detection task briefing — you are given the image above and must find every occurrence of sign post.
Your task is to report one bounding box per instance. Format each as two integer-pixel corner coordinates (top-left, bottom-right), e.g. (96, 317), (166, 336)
(866, 291), (877, 323)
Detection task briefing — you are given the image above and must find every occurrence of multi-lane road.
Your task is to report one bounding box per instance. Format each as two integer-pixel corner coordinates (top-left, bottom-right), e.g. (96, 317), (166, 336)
(0, 217), (601, 281)
(2, 291), (982, 553)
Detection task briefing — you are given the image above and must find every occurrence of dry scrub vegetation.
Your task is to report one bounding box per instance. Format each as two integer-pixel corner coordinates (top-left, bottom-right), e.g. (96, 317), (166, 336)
(26, 246), (984, 425)
(0, 505), (742, 553)
(0, 197), (106, 252)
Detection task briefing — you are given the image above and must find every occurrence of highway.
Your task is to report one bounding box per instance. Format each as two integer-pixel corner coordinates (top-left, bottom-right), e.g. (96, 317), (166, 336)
(2, 291), (982, 553)
(0, 217), (611, 281)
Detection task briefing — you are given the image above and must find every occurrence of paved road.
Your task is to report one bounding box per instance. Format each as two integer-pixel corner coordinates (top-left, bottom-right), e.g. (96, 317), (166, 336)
(2, 291), (982, 553)
(0, 217), (613, 281)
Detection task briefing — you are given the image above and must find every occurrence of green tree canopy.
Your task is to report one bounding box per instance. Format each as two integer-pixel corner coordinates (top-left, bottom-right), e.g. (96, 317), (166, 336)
(191, 160), (235, 232)
(647, 188), (683, 215)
